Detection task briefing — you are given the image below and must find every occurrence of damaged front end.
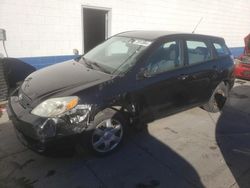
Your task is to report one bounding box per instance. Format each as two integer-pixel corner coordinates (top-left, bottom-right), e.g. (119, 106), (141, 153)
(35, 104), (92, 142)
(8, 92), (93, 152)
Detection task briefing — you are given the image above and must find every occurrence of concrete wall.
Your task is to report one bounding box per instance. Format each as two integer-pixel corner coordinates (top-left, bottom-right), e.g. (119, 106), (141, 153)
(0, 0), (249, 68)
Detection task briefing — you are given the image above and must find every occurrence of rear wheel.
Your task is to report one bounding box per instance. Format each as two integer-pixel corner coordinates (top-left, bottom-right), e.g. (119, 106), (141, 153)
(202, 82), (229, 113)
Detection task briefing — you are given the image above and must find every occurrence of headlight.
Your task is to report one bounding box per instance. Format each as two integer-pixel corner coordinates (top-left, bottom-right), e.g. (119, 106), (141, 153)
(31, 96), (79, 118)
(68, 104), (91, 124)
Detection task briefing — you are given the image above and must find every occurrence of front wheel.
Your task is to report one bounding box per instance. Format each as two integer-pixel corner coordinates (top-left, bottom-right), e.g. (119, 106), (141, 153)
(78, 109), (127, 156)
(202, 82), (229, 113)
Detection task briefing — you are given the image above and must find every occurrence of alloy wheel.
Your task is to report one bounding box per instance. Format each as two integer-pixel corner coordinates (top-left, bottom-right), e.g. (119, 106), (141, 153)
(92, 118), (123, 153)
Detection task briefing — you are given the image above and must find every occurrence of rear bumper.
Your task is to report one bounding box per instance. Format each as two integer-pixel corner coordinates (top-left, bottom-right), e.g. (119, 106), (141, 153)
(7, 96), (85, 153)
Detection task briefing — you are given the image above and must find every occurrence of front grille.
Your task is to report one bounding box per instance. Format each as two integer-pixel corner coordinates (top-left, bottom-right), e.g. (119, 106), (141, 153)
(243, 71), (250, 77)
(242, 64), (250, 68)
(18, 91), (32, 108)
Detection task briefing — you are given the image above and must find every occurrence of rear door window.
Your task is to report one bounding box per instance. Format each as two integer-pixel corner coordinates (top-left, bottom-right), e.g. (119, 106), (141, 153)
(186, 40), (212, 65)
(213, 42), (230, 57)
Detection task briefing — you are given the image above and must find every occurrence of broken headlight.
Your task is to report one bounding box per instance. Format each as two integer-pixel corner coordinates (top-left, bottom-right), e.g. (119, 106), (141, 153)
(66, 104), (91, 124)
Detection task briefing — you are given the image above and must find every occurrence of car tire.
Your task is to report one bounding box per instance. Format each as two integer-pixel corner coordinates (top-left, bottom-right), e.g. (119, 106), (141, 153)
(77, 108), (127, 156)
(202, 82), (229, 113)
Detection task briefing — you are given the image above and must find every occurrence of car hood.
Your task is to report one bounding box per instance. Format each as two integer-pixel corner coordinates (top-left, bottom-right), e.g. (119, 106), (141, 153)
(21, 60), (113, 100)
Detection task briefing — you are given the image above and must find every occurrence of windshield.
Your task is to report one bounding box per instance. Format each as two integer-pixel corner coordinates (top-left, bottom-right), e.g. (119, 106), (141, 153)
(82, 36), (151, 74)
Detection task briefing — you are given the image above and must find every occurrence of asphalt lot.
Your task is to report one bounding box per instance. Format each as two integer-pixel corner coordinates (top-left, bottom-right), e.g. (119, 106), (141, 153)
(0, 80), (250, 188)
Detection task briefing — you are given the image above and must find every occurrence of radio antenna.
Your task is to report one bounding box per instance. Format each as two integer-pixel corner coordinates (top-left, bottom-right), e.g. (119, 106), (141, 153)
(192, 17), (203, 33)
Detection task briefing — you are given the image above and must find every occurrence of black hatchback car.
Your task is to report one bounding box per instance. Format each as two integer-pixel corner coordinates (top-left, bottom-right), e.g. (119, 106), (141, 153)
(8, 31), (235, 155)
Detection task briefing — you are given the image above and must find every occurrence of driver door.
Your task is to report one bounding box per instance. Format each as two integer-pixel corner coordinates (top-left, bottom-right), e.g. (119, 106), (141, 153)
(136, 39), (190, 119)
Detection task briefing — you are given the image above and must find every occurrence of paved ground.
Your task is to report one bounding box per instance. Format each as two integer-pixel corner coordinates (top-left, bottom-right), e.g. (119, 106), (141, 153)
(0, 80), (250, 188)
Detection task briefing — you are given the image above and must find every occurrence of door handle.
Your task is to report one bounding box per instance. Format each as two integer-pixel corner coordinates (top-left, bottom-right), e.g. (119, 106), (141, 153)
(178, 74), (189, 80)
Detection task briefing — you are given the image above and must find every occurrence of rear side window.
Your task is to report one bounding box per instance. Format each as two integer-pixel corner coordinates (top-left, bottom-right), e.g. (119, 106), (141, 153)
(213, 42), (230, 57)
(186, 40), (212, 65)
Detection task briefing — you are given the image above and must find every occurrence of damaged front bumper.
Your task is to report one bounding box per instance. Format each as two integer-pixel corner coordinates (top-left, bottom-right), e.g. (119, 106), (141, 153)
(7, 95), (92, 153)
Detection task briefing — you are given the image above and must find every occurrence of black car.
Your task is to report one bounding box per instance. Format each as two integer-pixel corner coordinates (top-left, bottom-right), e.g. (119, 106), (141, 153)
(8, 31), (235, 155)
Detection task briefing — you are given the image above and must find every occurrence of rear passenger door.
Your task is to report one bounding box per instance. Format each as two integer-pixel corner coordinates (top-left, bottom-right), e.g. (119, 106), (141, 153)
(183, 38), (218, 104)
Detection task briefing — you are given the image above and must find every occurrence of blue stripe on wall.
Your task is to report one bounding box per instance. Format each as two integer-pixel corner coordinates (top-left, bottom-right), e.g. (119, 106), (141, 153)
(18, 55), (78, 69)
(18, 47), (245, 70)
(229, 47), (244, 57)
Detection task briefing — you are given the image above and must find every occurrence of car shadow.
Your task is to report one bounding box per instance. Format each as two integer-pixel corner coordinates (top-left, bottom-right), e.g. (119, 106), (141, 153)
(216, 83), (250, 188)
(0, 122), (205, 188)
(48, 126), (205, 187)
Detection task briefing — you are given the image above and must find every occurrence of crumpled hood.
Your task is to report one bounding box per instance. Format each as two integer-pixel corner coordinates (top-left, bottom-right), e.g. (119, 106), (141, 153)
(21, 60), (112, 100)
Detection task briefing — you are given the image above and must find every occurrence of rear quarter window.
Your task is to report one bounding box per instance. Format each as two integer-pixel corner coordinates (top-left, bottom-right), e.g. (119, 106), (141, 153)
(213, 42), (230, 57)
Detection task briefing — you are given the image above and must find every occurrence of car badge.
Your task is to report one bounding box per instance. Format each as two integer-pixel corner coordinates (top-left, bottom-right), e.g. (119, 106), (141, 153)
(23, 77), (32, 89)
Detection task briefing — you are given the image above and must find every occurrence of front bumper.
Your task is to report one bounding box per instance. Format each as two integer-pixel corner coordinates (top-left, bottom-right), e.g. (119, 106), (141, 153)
(7, 96), (88, 152)
(13, 124), (78, 153)
(234, 65), (250, 80)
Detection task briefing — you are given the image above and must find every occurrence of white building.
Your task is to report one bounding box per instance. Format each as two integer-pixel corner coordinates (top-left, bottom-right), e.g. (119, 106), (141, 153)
(0, 0), (249, 68)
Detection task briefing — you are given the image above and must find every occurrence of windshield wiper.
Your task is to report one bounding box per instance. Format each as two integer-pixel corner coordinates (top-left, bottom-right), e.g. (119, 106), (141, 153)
(81, 57), (111, 74)
(90, 61), (111, 74)
(81, 57), (94, 69)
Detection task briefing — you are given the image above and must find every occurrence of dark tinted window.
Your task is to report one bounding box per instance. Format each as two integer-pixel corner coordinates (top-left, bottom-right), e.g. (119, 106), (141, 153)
(213, 42), (230, 56)
(146, 40), (183, 75)
(186, 40), (212, 65)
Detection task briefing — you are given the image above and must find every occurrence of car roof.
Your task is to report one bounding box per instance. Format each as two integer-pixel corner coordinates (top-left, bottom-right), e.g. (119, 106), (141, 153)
(116, 30), (224, 41)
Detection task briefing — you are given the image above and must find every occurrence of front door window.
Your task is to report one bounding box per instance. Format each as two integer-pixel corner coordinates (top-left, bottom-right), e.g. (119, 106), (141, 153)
(146, 41), (183, 75)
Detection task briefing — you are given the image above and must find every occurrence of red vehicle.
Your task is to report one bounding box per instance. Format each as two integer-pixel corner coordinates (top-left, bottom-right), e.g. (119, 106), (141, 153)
(234, 34), (250, 80)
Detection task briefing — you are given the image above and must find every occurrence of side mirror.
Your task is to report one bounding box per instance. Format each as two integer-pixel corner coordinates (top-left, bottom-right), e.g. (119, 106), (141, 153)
(136, 68), (151, 80)
(73, 49), (79, 55)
